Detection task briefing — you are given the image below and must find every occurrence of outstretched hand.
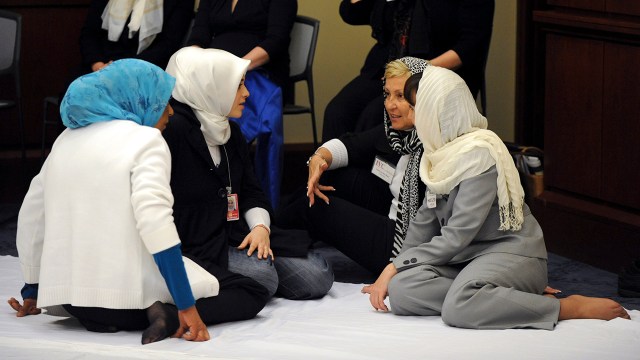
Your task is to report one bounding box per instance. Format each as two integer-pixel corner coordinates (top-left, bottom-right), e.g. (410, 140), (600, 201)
(8, 297), (41, 317)
(306, 155), (334, 207)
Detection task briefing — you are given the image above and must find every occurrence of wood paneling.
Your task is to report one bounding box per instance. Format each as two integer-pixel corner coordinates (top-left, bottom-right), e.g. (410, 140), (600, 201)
(606, 0), (640, 17)
(544, 34), (602, 198)
(536, 192), (640, 273)
(0, 1), (90, 149)
(518, 0), (640, 271)
(602, 43), (640, 210)
(547, 0), (604, 12)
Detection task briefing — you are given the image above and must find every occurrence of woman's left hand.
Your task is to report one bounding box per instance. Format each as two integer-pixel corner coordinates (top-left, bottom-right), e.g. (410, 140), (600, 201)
(8, 297), (41, 317)
(361, 263), (398, 312)
(238, 226), (274, 260)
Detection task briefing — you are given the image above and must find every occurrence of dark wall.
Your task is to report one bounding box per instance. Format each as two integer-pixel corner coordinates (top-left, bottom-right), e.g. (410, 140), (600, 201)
(0, 0), (91, 150)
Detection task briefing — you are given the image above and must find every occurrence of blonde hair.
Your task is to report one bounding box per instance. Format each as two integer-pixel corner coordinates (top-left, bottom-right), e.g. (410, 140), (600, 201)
(385, 59), (411, 79)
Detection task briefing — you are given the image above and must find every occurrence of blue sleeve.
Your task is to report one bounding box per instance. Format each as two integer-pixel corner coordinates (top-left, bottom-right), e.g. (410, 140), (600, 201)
(153, 244), (196, 310)
(21, 283), (38, 300)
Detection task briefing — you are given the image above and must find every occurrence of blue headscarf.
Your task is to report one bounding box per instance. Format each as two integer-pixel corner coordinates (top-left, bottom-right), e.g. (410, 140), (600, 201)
(60, 59), (176, 129)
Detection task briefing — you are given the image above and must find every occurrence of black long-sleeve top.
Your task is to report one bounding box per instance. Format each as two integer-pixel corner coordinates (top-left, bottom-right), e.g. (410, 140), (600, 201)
(339, 0), (494, 96)
(163, 100), (272, 270)
(187, 0), (297, 87)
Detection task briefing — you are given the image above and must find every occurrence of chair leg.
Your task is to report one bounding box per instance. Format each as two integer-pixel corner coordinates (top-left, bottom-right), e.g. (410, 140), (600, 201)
(17, 99), (26, 162)
(310, 108), (318, 149)
(480, 73), (487, 116)
(41, 99), (49, 163)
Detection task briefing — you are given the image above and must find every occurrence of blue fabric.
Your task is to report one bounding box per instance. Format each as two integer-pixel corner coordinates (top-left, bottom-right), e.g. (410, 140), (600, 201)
(60, 58), (176, 129)
(230, 70), (283, 208)
(152, 244), (195, 310)
(21, 283), (38, 300)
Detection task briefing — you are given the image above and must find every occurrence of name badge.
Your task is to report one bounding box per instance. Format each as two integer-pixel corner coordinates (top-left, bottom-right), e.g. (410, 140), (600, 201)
(227, 193), (240, 221)
(371, 156), (396, 184)
(426, 191), (437, 208)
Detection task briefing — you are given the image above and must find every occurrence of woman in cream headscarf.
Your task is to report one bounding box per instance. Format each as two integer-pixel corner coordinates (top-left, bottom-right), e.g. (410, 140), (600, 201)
(163, 47), (333, 303)
(363, 66), (630, 329)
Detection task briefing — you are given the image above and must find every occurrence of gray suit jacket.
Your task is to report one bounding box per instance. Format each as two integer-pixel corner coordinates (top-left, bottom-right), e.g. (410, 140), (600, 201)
(393, 166), (547, 271)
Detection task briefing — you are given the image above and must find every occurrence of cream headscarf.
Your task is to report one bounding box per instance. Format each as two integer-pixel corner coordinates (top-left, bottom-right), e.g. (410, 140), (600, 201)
(414, 66), (524, 231)
(165, 47), (250, 146)
(101, 0), (163, 54)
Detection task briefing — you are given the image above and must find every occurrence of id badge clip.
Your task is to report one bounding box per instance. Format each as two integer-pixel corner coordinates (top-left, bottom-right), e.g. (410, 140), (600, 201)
(227, 188), (240, 221)
(426, 191), (437, 208)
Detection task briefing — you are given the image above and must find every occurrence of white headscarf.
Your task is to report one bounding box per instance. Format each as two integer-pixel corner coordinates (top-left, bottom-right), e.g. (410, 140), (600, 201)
(165, 47), (250, 146)
(101, 0), (163, 55)
(414, 66), (525, 231)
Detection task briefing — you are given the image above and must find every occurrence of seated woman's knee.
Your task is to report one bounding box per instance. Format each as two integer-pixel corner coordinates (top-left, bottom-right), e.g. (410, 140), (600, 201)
(275, 251), (334, 300)
(387, 272), (416, 316)
(227, 248), (278, 297)
(441, 281), (482, 329)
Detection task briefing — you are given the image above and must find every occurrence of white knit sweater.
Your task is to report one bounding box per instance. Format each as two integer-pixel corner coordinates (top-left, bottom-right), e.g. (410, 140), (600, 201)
(17, 121), (217, 310)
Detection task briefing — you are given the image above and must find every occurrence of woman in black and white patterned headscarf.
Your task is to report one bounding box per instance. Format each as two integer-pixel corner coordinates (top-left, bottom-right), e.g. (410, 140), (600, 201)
(276, 57), (429, 276)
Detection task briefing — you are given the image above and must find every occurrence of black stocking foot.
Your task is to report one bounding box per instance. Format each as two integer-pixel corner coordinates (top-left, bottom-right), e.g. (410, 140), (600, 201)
(141, 301), (179, 345)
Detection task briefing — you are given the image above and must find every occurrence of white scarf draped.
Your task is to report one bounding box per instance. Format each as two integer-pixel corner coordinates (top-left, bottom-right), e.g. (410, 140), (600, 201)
(165, 47), (250, 146)
(415, 66), (524, 231)
(101, 0), (163, 54)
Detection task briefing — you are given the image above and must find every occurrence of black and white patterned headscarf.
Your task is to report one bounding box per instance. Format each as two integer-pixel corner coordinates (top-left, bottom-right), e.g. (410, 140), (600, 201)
(383, 56), (429, 258)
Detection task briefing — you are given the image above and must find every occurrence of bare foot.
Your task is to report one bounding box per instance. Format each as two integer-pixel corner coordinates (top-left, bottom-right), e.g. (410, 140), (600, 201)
(559, 295), (630, 321)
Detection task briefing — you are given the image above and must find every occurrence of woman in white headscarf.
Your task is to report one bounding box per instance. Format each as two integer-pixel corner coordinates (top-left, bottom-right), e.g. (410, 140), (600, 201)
(163, 47), (333, 302)
(362, 66), (630, 329)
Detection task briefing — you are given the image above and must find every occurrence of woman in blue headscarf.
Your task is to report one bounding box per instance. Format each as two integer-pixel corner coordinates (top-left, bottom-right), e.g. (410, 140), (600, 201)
(8, 59), (213, 344)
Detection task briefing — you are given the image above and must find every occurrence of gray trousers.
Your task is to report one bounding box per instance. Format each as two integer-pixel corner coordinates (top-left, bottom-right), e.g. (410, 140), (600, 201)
(388, 252), (560, 330)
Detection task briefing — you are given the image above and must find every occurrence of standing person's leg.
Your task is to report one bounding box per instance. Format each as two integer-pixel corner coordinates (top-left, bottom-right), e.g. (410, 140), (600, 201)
(322, 75), (382, 142)
(387, 264), (461, 316)
(273, 250), (334, 300)
(441, 253), (558, 330)
(227, 247), (279, 298)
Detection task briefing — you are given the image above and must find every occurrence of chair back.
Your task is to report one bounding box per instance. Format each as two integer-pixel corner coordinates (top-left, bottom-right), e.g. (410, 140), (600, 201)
(0, 10), (21, 76)
(288, 15), (319, 83)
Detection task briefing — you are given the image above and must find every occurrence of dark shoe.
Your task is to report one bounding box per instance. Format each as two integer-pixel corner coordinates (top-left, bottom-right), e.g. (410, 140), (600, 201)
(619, 259), (640, 297)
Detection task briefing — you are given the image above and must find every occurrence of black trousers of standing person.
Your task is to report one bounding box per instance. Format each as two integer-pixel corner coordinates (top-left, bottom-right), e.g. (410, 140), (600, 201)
(276, 167), (395, 275)
(63, 264), (269, 333)
(322, 74), (384, 142)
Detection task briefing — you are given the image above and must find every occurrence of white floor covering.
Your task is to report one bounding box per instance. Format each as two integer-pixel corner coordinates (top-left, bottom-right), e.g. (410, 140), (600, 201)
(1, 255), (639, 360)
